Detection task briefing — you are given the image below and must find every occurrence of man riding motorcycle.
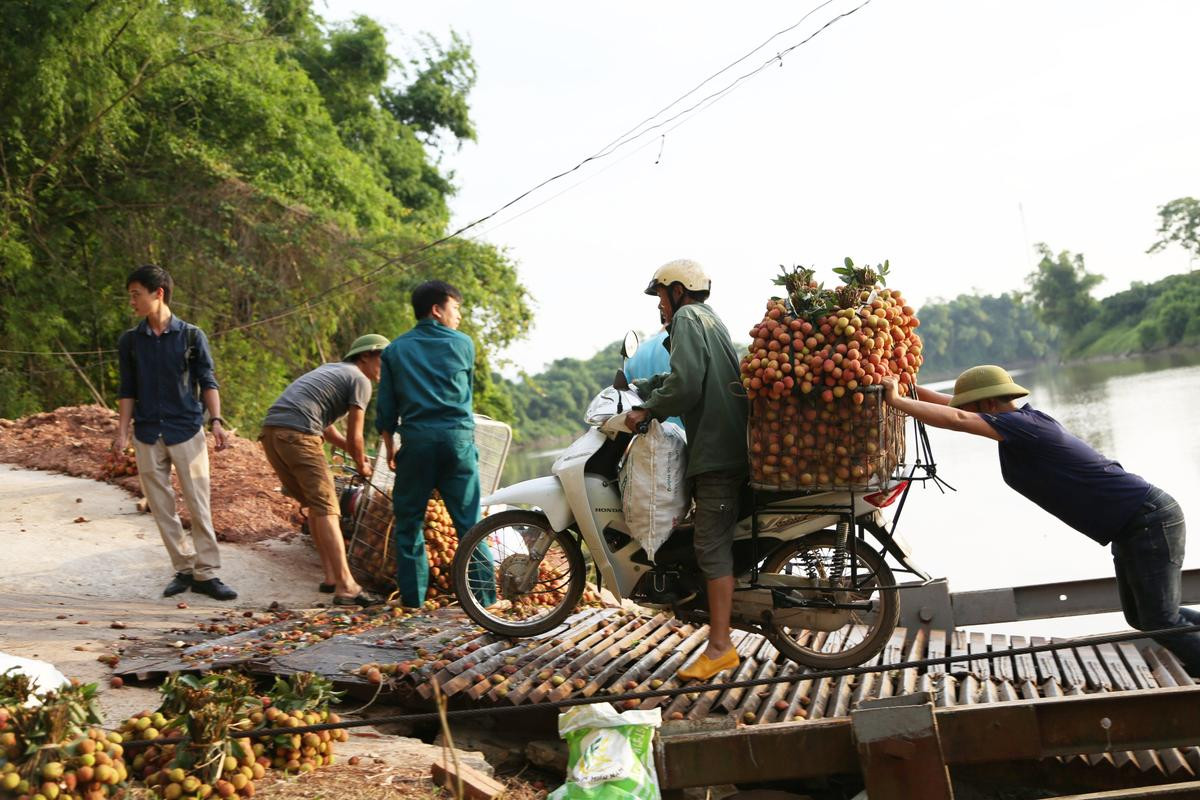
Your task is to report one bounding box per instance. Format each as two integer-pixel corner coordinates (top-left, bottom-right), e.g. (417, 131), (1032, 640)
(624, 258), (749, 681)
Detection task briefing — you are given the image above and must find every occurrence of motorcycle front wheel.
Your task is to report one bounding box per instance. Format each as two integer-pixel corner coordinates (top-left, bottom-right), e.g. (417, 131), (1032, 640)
(452, 509), (586, 637)
(761, 530), (900, 669)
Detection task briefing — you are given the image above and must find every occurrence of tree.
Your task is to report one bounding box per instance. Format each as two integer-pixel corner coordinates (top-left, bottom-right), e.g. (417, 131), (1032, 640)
(1025, 244), (1104, 336)
(1148, 197), (1200, 264)
(0, 0), (531, 426)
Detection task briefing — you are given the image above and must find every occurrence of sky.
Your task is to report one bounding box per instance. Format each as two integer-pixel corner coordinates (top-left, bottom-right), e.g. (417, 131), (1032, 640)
(320, 0), (1200, 374)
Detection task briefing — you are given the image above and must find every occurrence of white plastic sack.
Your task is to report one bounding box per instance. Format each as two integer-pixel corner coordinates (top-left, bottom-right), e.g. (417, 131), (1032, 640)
(0, 652), (69, 705)
(618, 420), (688, 562)
(548, 702), (662, 800)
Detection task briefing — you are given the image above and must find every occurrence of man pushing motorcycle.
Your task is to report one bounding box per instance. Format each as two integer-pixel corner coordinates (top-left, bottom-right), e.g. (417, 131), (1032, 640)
(882, 366), (1200, 677)
(624, 259), (749, 681)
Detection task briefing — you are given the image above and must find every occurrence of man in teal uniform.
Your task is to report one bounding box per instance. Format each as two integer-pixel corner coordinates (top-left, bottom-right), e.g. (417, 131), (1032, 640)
(376, 280), (495, 608)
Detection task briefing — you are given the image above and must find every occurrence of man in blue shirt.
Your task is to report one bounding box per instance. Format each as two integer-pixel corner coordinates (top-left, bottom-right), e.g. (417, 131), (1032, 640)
(883, 365), (1199, 676)
(376, 281), (494, 608)
(114, 264), (236, 601)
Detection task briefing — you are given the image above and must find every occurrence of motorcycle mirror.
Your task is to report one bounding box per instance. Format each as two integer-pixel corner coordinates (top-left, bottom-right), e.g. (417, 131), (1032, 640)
(621, 330), (640, 359)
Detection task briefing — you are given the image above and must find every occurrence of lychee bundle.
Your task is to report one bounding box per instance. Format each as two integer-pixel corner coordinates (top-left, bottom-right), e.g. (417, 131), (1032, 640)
(421, 493), (458, 610)
(741, 261), (920, 490)
(99, 447), (137, 479)
(0, 678), (128, 800)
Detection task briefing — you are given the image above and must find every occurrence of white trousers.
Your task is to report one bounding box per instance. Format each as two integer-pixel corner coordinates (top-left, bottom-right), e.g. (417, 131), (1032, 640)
(133, 428), (221, 581)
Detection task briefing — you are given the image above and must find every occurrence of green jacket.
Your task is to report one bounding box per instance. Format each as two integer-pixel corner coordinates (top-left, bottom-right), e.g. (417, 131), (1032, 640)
(632, 303), (748, 479)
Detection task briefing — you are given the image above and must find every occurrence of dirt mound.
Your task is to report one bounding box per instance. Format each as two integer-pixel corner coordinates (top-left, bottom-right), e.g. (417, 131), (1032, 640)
(0, 405), (299, 543)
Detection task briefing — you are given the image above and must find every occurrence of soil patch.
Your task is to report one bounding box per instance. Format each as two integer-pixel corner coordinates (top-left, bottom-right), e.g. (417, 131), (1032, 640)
(0, 404), (299, 543)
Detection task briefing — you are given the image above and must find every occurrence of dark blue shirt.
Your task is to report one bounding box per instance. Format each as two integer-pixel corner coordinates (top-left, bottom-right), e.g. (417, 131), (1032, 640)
(375, 318), (475, 435)
(117, 316), (219, 445)
(982, 404), (1151, 545)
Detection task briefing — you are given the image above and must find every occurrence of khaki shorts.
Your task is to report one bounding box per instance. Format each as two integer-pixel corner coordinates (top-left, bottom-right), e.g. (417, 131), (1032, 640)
(691, 470), (744, 580)
(259, 426), (339, 517)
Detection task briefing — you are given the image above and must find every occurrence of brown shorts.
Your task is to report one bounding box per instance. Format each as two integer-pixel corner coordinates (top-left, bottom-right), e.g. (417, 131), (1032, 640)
(259, 426), (339, 517)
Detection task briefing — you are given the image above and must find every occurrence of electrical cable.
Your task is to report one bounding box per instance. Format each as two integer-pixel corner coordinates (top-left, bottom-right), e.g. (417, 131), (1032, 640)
(3, 0), (875, 357)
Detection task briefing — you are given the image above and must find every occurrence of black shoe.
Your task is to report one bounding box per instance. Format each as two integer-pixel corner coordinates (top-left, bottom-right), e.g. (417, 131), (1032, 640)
(332, 591), (383, 607)
(191, 577), (238, 601)
(163, 572), (193, 597)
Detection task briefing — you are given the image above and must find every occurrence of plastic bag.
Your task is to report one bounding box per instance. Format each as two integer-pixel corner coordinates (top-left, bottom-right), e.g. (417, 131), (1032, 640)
(548, 702), (662, 800)
(618, 420), (688, 562)
(586, 386), (645, 426)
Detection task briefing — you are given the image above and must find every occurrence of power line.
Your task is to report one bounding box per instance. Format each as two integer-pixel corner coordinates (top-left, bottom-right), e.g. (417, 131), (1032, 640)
(202, 0), (877, 338)
(3, 0), (876, 353)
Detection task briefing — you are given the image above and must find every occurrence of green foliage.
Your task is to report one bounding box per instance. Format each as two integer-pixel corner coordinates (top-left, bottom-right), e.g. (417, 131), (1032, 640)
(0, 0), (531, 427)
(1148, 196), (1200, 261)
(1025, 244), (1105, 335)
(1066, 271), (1200, 357)
(494, 339), (629, 444)
(914, 292), (1058, 378)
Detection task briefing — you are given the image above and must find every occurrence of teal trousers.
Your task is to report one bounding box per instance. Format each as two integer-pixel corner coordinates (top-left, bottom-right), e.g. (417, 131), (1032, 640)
(391, 429), (495, 607)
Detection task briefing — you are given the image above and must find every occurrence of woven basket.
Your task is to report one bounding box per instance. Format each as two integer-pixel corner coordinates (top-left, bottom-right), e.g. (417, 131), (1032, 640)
(345, 416), (514, 592)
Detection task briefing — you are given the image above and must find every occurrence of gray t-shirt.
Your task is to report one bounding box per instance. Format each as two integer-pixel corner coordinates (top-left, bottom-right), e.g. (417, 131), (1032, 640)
(263, 362), (372, 435)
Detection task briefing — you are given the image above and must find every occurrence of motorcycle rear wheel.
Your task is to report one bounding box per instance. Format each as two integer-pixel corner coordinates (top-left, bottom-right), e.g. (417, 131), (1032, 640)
(761, 530), (900, 669)
(452, 510), (586, 637)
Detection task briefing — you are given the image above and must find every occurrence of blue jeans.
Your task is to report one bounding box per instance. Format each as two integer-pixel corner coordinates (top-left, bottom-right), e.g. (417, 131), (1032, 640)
(1111, 486), (1200, 677)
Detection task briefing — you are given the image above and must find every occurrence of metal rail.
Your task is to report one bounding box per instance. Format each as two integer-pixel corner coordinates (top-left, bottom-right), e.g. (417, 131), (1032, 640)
(655, 685), (1200, 790)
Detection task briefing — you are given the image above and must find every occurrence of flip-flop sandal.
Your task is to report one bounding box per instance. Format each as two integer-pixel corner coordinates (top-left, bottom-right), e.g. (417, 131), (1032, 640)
(332, 591), (383, 607)
(318, 583), (336, 594)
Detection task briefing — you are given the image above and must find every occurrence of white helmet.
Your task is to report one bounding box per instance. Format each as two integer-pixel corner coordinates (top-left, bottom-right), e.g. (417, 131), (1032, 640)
(644, 258), (711, 296)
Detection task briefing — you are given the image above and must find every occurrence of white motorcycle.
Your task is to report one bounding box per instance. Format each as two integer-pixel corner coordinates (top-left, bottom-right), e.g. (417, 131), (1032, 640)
(452, 333), (934, 669)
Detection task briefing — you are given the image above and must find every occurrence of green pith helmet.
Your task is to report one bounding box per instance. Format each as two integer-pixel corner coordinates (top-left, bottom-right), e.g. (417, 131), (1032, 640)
(949, 365), (1029, 408)
(343, 333), (389, 361)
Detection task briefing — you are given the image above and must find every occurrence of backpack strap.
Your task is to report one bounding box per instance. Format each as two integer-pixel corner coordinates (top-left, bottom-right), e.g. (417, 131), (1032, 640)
(181, 323), (201, 401)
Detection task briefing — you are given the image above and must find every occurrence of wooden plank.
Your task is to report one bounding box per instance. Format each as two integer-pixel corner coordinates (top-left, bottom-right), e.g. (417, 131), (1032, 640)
(506, 618), (632, 704)
(1052, 645), (1114, 769)
(612, 624), (694, 705)
(874, 626), (908, 700)
(1142, 648), (1198, 777)
(758, 656), (805, 724)
(638, 626), (713, 711)
(569, 614), (678, 701)
(779, 631), (826, 723)
(831, 627), (873, 718)
(431, 755), (505, 800)
(733, 649), (780, 725)
(927, 628), (948, 676)
(538, 615), (648, 703)
(952, 631), (977, 704)
(1032, 636), (1064, 686)
(969, 632), (991, 679)
(898, 627), (927, 698)
(666, 630), (755, 719)
(934, 674), (957, 708)
(719, 636), (775, 712)
(807, 628), (850, 720)
(950, 630), (970, 677)
(1074, 644), (1113, 692)
(990, 634), (1015, 682)
(1097, 643), (1138, 692)
(1010, 635), (1039, 698)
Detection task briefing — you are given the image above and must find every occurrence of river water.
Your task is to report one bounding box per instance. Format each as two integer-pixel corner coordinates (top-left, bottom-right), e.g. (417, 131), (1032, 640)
(500, 350), (1200, 636)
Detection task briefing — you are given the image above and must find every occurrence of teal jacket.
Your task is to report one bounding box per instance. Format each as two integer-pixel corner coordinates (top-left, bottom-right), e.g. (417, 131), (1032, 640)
(633, 303), (748, 478)
(376, 319), (475, 435)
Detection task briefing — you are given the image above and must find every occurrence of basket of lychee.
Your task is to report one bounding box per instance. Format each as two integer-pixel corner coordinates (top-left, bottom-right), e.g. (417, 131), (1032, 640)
(741, 261), (921, 491)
